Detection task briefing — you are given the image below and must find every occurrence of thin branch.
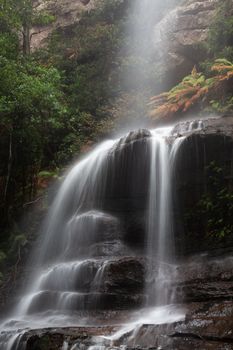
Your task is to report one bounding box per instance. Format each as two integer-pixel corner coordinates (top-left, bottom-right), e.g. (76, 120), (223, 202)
(30, 30), (43, 40)
(4, 132), (12, 203)
(23, 196), (44, 208)
(14, 246), (21, 282)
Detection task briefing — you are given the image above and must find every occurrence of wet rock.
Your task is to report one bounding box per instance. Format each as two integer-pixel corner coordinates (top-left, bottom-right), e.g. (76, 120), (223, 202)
(174, 256), (233, 303)
(103, 129), (151, 212)
(90, 240), (129, 258)
(172, 116), (233, 256)
(172, 116), (233, 137)
(19, 301), (233, 350)
(26, 291), (145, 313)
(100, 257), (145, 294)
(21, 326), (117, 350)
(116, 129), (151, 146)
(66, 211), (124, 258)
(98, 129), (152, 249)
(25, 257), (146, 313)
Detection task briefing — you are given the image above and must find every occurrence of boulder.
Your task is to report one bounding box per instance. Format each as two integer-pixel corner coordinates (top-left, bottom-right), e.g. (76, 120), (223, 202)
(24, 257), (146, 313)
(99, 257), (145, 294)
(175, 255), (233, 303)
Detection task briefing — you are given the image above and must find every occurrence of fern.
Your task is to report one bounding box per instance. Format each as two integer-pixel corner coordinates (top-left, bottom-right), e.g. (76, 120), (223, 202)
(149, 59), (233, 120)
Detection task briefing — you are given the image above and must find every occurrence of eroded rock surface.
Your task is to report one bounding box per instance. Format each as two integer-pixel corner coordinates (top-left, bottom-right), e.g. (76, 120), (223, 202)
(153, 0), (222, 87)
(31, 0), (97, 50)
(17, 299), (233, 349)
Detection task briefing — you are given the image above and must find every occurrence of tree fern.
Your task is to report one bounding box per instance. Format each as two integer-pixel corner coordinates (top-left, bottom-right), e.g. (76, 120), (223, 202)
(149, 59), (233, 120)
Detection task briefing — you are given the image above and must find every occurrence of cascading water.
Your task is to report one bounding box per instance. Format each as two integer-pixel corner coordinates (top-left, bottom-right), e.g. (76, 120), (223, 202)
(144, 128), (187, 323)
(15, 140), (117, 317)
(0, 126), (188, 349)
(146, 127), (174, 308)
(86, 129), (186, 349)
(0, 139), (119, 349)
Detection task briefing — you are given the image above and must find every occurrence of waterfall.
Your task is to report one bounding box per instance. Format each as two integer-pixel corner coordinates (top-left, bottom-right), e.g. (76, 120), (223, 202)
(0, 139), (119, 349)
(0, 1), (200, 349)
(0, 127), (188, 349)
(146, 128), (186, 310)
(147, 127), (173, 307)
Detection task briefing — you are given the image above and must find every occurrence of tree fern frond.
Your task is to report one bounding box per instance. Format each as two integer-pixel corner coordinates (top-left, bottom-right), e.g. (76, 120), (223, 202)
(149, 58), (233, 121)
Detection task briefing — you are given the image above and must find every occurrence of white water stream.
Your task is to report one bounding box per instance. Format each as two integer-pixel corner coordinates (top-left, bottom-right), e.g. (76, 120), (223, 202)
(0, 126), (189, 350)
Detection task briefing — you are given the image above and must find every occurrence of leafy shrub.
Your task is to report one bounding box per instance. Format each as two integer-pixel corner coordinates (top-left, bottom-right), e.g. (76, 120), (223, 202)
(204, 0), (233, 61)
(186, 162), (233, 239)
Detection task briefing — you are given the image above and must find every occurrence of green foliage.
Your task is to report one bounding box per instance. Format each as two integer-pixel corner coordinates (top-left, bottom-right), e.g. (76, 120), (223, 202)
(0, 0), (129, 237)
(0, 57), (64, 118)
(48, 0), (125, 116)
(10, 234), (28, 252)
(0, 33), (19, 59)
(0, 0), (55, 55)
(33, 12), (56, 26)
(200, 0), (233, 82)
(0, 55), (66, 211)
(187, 162), (233, 239)
(0, 251), (6, 265)
(156, 0), (233, 119)
(0, 1), (70, 235)
(205, 0), (233, 61)
(200, 163), (233, 238)
(38, 170), (58, 178)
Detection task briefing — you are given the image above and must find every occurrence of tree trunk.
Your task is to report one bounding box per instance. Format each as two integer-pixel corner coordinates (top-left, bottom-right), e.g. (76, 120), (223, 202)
(4, 132), (13, 203)
(23, 25), (31, 55)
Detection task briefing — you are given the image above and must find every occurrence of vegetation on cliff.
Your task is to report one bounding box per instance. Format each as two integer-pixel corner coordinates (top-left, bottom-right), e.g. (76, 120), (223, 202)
(0, 0), (135, 283)
(0, 0), (176, 240)
(0, 0), (124, 238)
(185, 161), (233, 241)
(149, 59), (233, 120)
(149, 0), (233, 120)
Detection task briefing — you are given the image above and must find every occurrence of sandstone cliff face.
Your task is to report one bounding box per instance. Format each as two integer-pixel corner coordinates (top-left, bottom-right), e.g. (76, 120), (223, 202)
(153, 0), (220, 88)
(31, 0), (97, 50)
(30, 0), (223, 91)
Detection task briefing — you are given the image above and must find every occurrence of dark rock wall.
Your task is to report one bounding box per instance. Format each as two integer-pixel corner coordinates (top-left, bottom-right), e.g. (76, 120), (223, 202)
(173, 117), (233, 256)
(94, 117), (233, 259)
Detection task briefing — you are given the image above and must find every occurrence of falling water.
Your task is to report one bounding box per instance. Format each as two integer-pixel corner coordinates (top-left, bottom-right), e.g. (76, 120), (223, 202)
(14, 140), (117, 318)
(0, 139), (120, 349)
(87, 129), (186, 349)
(146, 128), (186, 310)
(147, 127), (173, 307)
(0, 126), (189, 349)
